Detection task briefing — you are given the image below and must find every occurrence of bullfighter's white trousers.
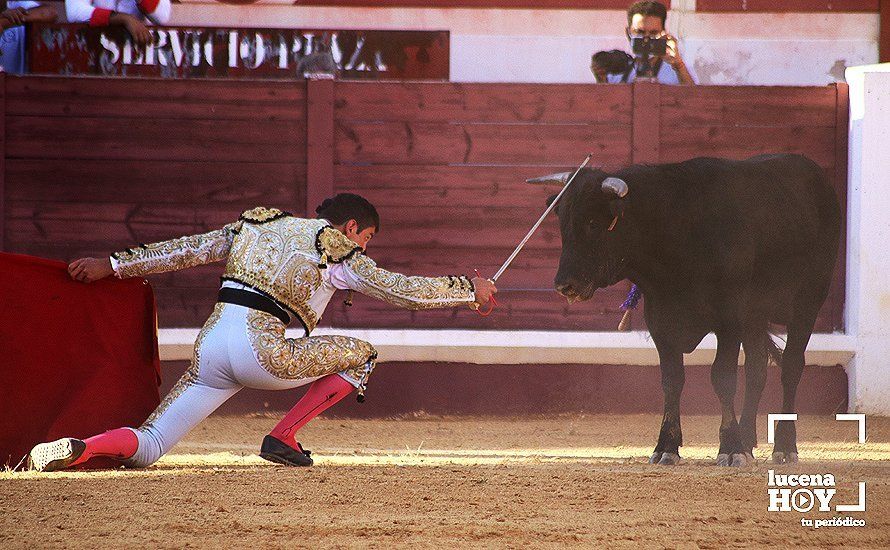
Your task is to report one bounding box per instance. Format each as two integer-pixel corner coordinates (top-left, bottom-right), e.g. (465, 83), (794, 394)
(124, 301), (377, 467)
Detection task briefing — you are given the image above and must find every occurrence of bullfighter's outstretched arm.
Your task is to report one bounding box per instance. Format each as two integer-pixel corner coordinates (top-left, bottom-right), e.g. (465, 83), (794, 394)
(316, 224), (480, 310)
(109, 222), (241, 279)
(337, 254), (477, 310)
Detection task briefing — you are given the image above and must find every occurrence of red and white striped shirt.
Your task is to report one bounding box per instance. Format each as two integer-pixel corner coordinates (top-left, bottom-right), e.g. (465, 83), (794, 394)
(65, 0), (171, 27)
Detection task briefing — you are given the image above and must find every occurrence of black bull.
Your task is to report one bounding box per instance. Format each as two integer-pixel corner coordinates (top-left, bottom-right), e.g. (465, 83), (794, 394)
(535, 154), (841, 466)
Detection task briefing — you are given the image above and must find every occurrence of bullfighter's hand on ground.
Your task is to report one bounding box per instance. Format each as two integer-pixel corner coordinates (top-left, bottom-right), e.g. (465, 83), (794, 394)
(68, 257), (114, 283)
(470, 277), (497, 308)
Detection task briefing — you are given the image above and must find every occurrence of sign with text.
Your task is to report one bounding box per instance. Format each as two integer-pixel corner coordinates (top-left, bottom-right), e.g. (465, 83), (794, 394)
(27, 24), (449, 80)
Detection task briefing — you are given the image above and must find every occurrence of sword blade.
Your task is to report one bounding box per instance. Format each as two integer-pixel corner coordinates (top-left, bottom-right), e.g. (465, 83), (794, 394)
(491, 153), (592, 282)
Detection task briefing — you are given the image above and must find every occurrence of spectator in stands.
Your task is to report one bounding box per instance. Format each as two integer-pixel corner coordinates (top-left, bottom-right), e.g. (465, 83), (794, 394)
(591, 1), (695, 85)
(0, 1), (57, 74)
(64, 0), (170, 46)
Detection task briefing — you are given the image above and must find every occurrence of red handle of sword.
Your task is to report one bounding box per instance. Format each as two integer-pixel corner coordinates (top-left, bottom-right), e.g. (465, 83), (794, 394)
(473, 269), (498, 317)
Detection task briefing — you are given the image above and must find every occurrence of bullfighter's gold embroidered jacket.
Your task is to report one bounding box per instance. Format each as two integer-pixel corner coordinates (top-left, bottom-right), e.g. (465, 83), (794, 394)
(111, 207), (476, 333)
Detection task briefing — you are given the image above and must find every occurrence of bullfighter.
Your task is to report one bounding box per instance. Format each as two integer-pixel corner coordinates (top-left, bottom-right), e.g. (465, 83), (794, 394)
(28, 193), (497, 471)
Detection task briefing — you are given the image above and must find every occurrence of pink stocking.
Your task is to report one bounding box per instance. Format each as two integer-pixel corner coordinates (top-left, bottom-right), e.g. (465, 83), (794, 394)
(70, 428), (139, 466)
(270, 374), (354, 448)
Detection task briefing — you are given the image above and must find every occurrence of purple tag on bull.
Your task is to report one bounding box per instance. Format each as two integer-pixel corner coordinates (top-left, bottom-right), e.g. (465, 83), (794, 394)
(620, 284), (642, 311)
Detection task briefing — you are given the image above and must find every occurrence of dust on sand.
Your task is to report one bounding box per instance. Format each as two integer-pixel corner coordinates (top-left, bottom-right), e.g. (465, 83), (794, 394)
(2, 414), (889, 549)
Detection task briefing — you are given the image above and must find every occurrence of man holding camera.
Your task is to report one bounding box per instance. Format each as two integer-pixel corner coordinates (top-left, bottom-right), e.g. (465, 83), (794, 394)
(592, 1), (695, 85)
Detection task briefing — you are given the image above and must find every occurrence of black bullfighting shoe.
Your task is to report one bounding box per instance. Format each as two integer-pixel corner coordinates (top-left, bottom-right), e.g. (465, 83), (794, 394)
(259, 435), (313, 467)
(28, 438), (87, 472)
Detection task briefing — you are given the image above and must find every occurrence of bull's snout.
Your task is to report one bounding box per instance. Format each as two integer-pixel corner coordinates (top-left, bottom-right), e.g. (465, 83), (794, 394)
(555, 282), (582, 304)
(555, 283), (574, 296)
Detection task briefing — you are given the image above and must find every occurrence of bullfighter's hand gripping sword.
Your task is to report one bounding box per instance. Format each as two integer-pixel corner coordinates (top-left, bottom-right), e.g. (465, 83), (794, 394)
(473, 153), (592, 316)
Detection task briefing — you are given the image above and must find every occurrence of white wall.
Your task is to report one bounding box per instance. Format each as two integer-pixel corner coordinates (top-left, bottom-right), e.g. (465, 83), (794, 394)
(169, 1), (879, 85)
(845, 63), (890, 415)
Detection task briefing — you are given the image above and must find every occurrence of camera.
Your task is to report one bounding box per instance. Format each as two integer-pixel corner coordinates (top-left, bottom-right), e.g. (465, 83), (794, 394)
(591, 50), (633, 76)
(629, 36), (667, 79)
(630, 36), (667, 57)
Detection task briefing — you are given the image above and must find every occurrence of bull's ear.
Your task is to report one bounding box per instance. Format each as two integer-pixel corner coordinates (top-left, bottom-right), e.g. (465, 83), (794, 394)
(601, 177), (628, 198)
(546, 194), (558, 207)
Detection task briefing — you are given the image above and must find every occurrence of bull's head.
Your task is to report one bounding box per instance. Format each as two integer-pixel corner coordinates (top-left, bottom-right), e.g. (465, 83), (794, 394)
(528, 169), (630, 303)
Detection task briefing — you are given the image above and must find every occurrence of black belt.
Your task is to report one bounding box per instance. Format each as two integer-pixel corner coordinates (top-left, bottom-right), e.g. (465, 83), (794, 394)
(217, 287), (290, 325)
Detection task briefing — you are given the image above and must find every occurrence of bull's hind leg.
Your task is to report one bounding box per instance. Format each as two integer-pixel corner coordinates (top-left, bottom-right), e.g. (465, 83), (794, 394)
(772, 327), (812, 464)
(773, 279), (826, 464)
(650, 346), (684, 466)
(737, 332), (769, 465)
(710, 336), (747, 467)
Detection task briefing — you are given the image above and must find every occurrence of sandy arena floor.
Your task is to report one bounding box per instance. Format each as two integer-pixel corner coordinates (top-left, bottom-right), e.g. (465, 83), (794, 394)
(2, 414), (889, 549)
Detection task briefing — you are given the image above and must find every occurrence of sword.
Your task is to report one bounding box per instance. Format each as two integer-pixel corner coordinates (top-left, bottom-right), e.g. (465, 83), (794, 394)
(491, 153), (592, 282)
(472, 153), (591, 316)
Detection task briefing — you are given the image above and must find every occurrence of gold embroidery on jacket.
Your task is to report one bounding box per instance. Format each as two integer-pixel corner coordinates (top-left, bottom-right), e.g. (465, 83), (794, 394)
(140, 303), (226, 430)
(240, 206), (289, 224)
(315, 226), (361, 264)
(341, 357), (378, 389)
(113, 224), (240, 279)
(245, 310), (376, 383)
(344, 254), (475, 310)
(222, 218), (326, 332)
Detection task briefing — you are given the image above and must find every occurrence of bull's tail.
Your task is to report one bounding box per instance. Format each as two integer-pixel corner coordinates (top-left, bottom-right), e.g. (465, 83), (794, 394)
(765, 332), (785, 367)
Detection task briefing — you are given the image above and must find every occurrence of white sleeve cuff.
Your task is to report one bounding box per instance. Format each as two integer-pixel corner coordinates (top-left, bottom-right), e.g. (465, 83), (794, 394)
(326, 263), (357, 291)
(109, 255), (122, 278)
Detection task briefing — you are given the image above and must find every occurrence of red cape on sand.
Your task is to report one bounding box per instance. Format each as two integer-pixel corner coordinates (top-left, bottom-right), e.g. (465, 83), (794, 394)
(0, 252), (161, 468)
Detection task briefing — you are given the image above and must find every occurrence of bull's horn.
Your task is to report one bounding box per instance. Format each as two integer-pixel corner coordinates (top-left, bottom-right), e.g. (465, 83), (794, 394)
(601, 177), (629, 198)
(526, 171), (572, 185)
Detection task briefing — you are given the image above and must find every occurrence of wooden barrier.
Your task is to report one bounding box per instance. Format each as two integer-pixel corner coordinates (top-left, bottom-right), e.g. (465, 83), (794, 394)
(0, 72), (5, 254)
(1, 76), (848, 333)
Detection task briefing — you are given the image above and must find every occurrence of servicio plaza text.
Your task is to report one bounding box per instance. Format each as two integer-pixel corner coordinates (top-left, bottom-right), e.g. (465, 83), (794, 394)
(28, 25), (449, 79)
(98, 30), (378, 70)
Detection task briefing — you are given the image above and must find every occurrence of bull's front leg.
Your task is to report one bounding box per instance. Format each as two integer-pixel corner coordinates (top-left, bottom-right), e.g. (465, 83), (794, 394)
(737, 332), (768, 464)
(711, 335), (745, 466)
(650, 346), (685, 466)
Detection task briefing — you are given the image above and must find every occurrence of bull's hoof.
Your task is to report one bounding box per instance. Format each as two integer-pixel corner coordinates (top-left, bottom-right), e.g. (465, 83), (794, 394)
(649, 452), (662, 464)
(657, 452), (680, 466)
(772, 451), (799, 464)
(730, 453), (750, 467)
(716, 453), (730, 467)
